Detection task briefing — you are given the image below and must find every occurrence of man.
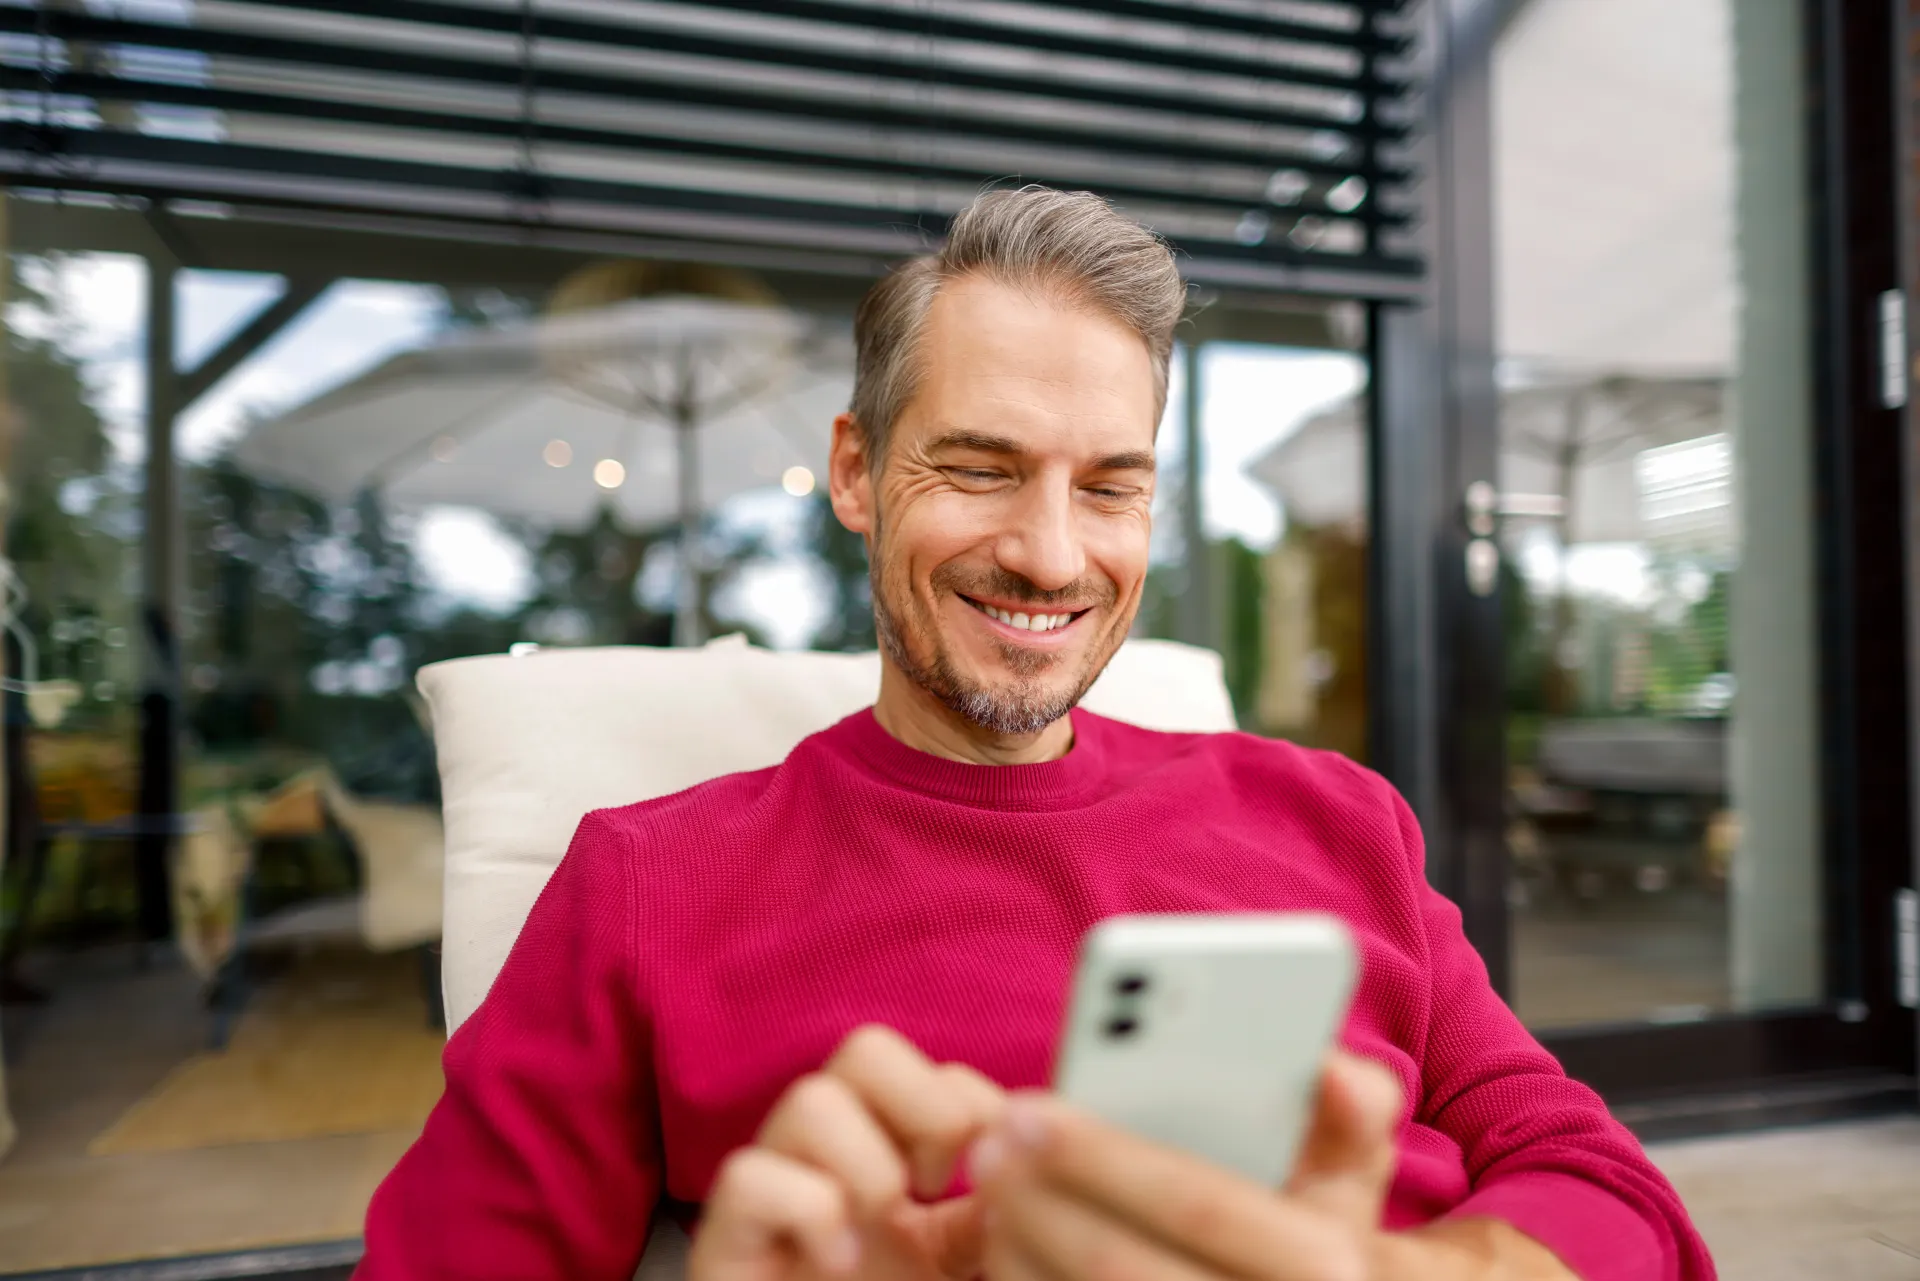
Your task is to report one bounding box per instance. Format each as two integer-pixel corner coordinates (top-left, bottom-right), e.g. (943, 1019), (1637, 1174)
(358, 188), (1711, 1281)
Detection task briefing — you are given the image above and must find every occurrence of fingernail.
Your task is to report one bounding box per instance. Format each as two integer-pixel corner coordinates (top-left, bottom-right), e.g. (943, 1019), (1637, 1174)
(821, 1228), (861, 1275)
(1003, 1099), (1050, 1151)
(968, 1133), (1006, 1182)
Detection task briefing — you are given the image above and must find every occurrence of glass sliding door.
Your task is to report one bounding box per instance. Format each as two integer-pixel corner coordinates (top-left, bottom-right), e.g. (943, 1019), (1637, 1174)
(1490, 0), (1821, 1031)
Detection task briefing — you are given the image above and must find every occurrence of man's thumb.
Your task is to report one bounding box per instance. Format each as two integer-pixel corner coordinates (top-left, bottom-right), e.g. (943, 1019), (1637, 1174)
(1283, 1052), (1402, 1230)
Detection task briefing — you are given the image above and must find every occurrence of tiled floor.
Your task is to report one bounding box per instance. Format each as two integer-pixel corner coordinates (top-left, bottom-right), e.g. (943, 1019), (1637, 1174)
(0, 947), (424, 1274)
(1651, 1116), (1920, 1280)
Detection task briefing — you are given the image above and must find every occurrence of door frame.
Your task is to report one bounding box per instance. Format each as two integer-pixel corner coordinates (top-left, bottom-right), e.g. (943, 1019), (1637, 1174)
(1368, 0), (1918, 1128)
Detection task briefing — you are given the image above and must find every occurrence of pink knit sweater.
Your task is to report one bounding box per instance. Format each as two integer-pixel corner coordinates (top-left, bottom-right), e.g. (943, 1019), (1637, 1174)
(359, 709), (1712, 1281)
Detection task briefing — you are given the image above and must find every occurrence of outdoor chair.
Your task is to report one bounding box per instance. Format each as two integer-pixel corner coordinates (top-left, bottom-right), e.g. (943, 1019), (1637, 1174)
(176, 768), (446, 1047)
(418, 633), (1238, 1279)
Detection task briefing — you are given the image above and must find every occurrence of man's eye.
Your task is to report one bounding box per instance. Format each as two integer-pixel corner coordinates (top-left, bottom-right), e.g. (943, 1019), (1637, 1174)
(1087, 486), (1137, 501)
(949, 468), (1003, 482)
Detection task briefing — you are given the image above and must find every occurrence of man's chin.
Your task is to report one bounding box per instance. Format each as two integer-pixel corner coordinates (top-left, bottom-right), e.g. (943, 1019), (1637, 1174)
(933, 657), (1089, 736)
(944, 681), (1080, 737)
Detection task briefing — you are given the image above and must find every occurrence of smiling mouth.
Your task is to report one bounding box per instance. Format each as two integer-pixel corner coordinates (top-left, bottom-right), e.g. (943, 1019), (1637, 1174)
(961, 595), (1091, 634)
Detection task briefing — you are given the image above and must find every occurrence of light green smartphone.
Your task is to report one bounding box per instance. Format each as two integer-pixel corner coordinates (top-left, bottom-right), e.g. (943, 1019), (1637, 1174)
(1053, 913), (1359, 1188)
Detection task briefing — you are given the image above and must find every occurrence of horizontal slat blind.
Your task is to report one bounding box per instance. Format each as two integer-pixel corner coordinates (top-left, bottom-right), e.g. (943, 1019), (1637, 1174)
(0, 0), (1422, 291)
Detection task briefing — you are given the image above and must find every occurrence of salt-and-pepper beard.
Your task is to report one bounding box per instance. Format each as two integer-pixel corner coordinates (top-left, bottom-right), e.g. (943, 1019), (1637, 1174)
(869, 526), (1125, 737)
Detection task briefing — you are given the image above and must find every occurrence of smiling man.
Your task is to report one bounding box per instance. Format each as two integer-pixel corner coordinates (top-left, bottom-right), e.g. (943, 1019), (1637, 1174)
(357, 188), (1712, 1281)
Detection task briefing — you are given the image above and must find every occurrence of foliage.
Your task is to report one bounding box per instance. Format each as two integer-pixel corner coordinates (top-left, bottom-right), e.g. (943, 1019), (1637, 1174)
(513, 507), (676, 649)
(184, 458), (453, 801)
(7, 259), (834, 820)
(3, 253), (139, 729)
(1216, 538), (1264, 722)
(804, 493), (874, 652)
(1505, 547), (1733, 733)
(1502, 551), (1545, 714)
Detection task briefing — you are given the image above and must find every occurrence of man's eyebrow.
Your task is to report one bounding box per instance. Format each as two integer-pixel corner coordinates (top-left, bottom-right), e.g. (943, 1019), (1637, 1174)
(1093, 450), (1156, 473)
(927, 430), (1024, 455)
(928, 431), (1155, 474)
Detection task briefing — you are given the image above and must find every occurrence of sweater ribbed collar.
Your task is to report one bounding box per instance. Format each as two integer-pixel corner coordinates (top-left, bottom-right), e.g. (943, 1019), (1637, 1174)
(823, 706), (1112, 811)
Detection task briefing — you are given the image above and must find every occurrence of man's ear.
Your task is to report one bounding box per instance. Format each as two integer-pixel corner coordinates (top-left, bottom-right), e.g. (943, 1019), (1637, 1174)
(828, 412), (876, 536)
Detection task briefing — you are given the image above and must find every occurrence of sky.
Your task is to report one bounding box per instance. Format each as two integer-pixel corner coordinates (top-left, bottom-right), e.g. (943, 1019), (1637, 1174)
(36, 252), (1371, 648)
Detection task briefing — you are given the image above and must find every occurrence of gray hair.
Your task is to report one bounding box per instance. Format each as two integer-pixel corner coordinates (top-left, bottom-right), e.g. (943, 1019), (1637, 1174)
(849, 186), (1185, 465)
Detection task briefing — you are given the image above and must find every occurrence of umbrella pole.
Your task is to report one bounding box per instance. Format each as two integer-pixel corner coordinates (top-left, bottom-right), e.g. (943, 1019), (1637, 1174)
(672, 409), (704, 647)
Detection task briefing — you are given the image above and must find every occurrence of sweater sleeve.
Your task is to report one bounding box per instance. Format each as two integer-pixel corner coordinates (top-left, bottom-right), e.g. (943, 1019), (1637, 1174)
(1387, 790), (1717, 1281)
(356, 810), (658, 1280)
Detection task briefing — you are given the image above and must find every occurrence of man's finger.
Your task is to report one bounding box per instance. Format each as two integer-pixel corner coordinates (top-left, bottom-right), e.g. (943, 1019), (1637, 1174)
(1284, 1052), (1403, 1231)
(971, 1092), (1356, 1279)
(937, 1062), (1008, 1126)
(693, 1148), (861, 1278)
(884, 1194), (991, 1279)
(827, 1026), (1005, 1198)
(757, 1072), (911, 1215)
(984, 1157), (1354, 1281)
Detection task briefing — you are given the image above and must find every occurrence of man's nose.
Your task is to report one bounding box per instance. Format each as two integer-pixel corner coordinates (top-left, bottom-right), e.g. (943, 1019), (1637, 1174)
(997, 477), (1086, 593)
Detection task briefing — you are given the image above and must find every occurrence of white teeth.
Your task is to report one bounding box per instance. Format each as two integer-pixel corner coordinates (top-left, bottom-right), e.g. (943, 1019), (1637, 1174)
(976, 601), (1074, 632)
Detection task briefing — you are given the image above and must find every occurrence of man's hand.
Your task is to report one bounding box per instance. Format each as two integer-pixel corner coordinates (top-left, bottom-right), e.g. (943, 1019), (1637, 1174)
(688, 1025), (1005, 1281)
(967, 1050), (1578, 1281)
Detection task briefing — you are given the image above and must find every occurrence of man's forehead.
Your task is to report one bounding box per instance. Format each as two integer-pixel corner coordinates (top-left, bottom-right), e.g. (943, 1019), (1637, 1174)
(884, 279), (1162, 463)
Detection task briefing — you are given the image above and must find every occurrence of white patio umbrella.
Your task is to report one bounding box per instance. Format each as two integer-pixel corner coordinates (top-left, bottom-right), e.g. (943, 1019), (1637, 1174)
(1246, 374), (1728, 549)
(235, 296), (855, 645)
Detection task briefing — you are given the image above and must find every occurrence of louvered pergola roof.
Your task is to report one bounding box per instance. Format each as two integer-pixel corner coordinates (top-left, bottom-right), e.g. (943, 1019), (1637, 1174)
(1, 0), (1422, 296)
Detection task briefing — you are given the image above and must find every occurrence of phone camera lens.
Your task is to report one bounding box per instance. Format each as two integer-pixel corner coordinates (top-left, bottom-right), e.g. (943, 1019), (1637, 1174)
(1113, 973), (1149, 996)
(1103, 1016), (1139, 1039)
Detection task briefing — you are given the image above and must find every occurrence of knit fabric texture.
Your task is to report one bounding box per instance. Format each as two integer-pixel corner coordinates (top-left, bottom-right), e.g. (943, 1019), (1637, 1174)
(359, 709), (1713, 1281)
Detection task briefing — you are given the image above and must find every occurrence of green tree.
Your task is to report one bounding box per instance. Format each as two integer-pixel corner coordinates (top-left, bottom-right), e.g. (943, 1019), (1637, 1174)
(1216, 538), (1264, 722)
(183, 459), (445, 799)
(4, 253), (138, 723)
(804, 494), (874, 652)
(515, 508), (676, 648)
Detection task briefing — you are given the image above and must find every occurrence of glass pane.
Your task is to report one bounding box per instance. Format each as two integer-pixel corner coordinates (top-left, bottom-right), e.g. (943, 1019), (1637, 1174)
(1146, 326), (1369, 762)
(0, 242), (855, 1267)
(1215, 342), (1370, 761)
(1493, 0), (1820, 1029)
(0, 247), (157, 1254)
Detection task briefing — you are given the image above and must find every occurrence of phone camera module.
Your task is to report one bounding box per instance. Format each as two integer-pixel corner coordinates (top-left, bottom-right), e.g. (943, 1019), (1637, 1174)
(1113, 973), (1149, 996)
(1102, 1016), (1139, 1040)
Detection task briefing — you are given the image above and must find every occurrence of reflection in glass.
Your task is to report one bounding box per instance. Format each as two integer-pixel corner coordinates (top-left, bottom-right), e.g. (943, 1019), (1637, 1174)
(1144, 340), (1368, 761)
(1494, 0), (1818, 1029)
(0, 250), (869, 1268)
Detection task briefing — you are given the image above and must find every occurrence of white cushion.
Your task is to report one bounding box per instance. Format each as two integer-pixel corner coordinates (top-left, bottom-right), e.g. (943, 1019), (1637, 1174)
(419, 635), (1237, 1034)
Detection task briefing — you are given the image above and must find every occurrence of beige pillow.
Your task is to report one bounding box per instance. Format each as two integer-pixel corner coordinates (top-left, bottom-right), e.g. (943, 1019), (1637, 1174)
(418, 635), (1237, 1033)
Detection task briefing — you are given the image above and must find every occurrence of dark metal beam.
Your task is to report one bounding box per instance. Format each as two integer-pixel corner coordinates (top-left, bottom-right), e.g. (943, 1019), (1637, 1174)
(1366, 302), (1440, 831)
(136, 253), (179, 949)
(1, 128), (1426, 282)
(4, 193), (889, 301)
(177, 278), (331, 411)
(141, 203), (209, 270)
(1363, 0), (1505, 1002)
(9, 194), (1386, 334)
(1176, 340), (1216, 653)
(1424, 0), (1508, 993)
